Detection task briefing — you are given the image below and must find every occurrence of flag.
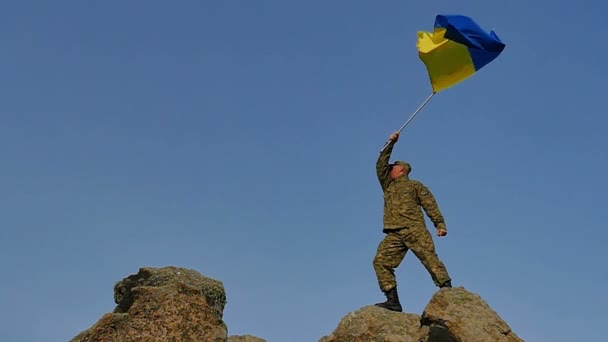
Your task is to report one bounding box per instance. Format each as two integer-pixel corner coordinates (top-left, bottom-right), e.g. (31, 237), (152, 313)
(417, 15), (506, 92)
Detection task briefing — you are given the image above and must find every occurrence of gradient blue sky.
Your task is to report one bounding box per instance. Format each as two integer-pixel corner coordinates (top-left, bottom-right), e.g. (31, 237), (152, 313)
(1, 1), (607, 341)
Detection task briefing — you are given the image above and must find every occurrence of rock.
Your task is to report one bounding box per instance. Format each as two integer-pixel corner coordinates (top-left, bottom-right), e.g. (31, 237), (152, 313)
(420, 287), (524, 342)
(69, 267), (523, 342)
(321, 287), (524, 342)
(228, 335), (267, 342)
(70, 266), (228, 342)
(319, 305), (422, 342)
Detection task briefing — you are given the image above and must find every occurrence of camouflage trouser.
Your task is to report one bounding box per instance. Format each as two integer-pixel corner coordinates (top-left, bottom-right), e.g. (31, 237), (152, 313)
(373, 226), (451, 292)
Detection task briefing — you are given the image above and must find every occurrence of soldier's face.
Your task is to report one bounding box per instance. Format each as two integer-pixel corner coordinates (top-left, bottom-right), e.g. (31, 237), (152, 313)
(390, 165), (406, 179)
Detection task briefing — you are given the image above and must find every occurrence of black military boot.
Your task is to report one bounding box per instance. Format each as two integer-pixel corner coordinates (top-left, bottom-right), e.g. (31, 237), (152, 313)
(375, 287), (403, 312)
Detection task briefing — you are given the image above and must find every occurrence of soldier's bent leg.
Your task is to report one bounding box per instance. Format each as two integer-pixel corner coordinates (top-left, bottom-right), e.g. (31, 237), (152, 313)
(373, 231), (408, 292)
(406, 227), (451, 287)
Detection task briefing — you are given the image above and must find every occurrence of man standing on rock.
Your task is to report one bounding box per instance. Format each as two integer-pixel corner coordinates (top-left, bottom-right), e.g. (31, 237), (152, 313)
(373, 132), (452, 312)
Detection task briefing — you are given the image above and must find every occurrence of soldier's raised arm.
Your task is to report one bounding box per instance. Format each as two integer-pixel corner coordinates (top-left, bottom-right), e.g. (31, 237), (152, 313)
(415, 182), (447, 234)
(377, 132), (399, 190)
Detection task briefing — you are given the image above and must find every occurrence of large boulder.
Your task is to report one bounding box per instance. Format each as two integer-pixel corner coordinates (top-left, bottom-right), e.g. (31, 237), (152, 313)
(420, 287), (523, 342)
(70, 266), (228, 342)
(321, 287), (524, 342)
(319, 305), (422, 342)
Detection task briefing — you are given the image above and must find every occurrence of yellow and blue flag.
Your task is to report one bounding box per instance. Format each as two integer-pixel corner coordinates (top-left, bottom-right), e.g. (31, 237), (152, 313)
(417, 15), (506, 92)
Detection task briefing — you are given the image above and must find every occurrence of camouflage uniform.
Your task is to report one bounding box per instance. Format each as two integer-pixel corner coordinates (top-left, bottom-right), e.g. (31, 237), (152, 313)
(373, 141), (451, 292)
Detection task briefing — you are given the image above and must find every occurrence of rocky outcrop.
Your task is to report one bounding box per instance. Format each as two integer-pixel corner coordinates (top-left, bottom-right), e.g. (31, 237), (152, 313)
(320, 287), (524, 342)
(420, 287), (523, 342)
(319, 306), (421, 342)
(70, 266), (228, 342)
(69, 267), (520, 342)
(228, 335), (267, 342)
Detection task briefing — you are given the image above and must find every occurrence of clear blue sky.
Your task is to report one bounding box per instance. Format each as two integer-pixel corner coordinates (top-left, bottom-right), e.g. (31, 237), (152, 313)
(1, 1), (606, 341)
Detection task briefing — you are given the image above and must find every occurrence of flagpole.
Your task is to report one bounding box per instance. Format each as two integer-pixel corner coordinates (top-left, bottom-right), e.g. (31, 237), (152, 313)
(380, 92), (436, 152)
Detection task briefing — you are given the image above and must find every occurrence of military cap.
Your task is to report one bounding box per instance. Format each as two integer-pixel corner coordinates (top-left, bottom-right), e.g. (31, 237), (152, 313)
(391, 160), (412, 173)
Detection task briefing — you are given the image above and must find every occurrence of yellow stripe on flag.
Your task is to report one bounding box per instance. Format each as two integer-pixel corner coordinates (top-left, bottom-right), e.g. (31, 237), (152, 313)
(417, 29), (476, 92)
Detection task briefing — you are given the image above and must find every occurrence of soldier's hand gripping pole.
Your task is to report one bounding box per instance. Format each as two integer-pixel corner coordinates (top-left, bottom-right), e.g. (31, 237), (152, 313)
(380, 92), (436, 152)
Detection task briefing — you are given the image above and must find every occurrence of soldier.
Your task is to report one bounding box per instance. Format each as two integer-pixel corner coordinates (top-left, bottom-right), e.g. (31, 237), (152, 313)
(373, 132), (452, 312)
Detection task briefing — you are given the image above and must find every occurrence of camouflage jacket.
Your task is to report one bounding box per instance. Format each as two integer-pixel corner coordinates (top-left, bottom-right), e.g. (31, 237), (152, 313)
(376, 142), (446, 232)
